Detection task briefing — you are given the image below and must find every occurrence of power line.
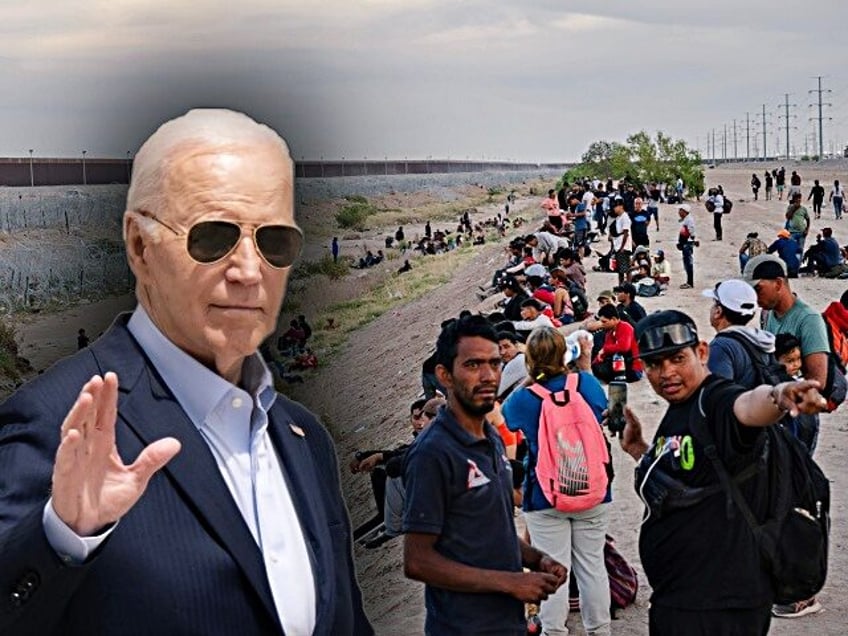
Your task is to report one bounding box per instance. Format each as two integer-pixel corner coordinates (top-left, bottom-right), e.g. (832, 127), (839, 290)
(809, 75), (832, 157)
(777, 93), (797, 160)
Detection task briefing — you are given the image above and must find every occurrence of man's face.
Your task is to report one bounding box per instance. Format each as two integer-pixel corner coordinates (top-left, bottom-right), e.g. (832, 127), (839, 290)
(520, 306), (539, 320)
(678, 209), (687, 220)
(438, 336), (501, 418)
(615, 291), (628, 304)
(129, 143), (296, 380)
(643, 343), (709, 403)
(634, 200), (643, 212)
(597, 297), (612, 308)
(753, 279), (781, 310)
(498, 338), (519, 363)
(599, 316), (619, 331)
(410, 407), (431, 434)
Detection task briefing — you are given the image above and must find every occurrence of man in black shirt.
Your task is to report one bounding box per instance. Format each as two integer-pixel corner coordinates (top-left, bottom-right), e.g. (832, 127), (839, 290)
(808, 179), (826, 219)
(614, 282), (646, 324)
(615, 310), (827, 635)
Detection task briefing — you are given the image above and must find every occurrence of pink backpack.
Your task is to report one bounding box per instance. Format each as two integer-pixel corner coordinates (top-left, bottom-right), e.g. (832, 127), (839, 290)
(529, 374), (610, 512)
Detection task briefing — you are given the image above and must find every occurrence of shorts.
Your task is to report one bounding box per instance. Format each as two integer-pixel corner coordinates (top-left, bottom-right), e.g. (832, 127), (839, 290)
(616, 249), (632, 274)
(776, 184), (785, 193)
(648, 205), (659, 220)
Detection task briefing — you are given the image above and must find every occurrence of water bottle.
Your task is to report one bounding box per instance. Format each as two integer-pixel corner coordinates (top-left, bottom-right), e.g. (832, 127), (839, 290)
(610, 255), (617, 271)
(612, 353), (626, 379)
(526, 605), (542, 635)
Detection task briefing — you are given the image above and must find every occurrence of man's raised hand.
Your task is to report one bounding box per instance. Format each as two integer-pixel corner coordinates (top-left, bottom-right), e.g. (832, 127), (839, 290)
(51, 372), (181, 536)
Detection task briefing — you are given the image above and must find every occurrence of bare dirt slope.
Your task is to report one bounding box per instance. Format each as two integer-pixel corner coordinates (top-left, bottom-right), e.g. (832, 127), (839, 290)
(11, 163), (848, 635)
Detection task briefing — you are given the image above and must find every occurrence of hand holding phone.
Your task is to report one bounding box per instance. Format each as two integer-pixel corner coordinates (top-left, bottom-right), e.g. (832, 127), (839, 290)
(607, 381), (627, 437)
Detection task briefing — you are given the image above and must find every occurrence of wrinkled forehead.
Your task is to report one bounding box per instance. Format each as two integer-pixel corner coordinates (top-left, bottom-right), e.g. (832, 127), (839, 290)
(162, 141), (294, 222)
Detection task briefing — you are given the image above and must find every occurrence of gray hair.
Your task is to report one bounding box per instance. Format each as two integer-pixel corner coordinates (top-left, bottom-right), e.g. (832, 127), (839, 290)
(123, 108), (292, 241)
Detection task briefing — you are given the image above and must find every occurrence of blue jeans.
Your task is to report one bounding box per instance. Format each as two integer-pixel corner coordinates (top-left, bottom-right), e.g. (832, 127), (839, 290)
(739, 253), (750, 274)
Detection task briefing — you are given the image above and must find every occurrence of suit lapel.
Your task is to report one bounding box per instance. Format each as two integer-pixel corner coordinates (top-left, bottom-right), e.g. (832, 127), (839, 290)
(267, 402), (333, 627)
(91, 319), (281, 631)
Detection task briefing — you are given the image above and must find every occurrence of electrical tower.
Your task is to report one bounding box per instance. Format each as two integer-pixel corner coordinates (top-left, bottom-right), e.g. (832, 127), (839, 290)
(777, 94), (796, 160)
(809, 76), (831, 158)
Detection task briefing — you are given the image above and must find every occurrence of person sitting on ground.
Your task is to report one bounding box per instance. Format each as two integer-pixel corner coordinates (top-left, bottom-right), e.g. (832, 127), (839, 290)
(803, 227), (845, 276)
(739, 231), (768, 274)
(651, 249), (671, 288)
(499, 276), (530, 322)
(555, 247), (587, 291)
(349, 398), (433, 543)
(278, 319), (307, 355)
(512, 298), (555, 335)
(591, 303), (643, 383)
(767, 229), (800, 278)
(548, 268), (577, 323)
(630, 245), (652, 282)
(614, 282), (647, 324)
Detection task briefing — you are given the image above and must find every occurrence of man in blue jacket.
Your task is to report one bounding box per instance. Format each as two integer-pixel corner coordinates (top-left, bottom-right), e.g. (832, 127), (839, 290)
(0, 109), (372, 636)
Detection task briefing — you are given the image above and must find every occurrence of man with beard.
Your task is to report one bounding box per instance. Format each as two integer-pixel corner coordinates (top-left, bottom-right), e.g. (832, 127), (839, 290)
(403, 315), (567, 635)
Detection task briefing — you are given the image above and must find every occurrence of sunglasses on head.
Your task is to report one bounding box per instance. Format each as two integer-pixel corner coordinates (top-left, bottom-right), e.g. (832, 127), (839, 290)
(637, 322), (698, 355)
(137, 210), (303, 269)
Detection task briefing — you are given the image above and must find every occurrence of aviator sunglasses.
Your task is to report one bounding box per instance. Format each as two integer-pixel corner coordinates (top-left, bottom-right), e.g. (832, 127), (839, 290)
(136, 210), (303, 269)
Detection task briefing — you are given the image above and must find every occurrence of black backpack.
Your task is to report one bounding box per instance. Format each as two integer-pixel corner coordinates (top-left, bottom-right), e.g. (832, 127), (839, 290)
(689, 382), (830, 605)
(722, 198), (733, 214)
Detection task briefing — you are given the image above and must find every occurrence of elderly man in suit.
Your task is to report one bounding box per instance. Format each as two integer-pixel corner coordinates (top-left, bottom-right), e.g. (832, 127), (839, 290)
(0, 109), (372, 635)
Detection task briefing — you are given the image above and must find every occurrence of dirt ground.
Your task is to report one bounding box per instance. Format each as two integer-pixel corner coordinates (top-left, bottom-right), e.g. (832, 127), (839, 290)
(12, 163), (848, 635)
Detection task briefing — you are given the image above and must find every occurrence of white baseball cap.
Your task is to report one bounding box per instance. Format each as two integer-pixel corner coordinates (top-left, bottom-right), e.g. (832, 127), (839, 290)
(701, 279), (758, 316)
(678, 203), (691, 213)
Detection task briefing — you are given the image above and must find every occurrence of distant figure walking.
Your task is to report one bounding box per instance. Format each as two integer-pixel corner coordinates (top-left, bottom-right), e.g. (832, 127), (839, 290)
(830, 180), (844, 220)
(77, 328), (89, 350)
(331, 236), (340, 263)
(808, 180), (825, 220)
(751, 173), (761, 201)
(764, 171), (773, 201)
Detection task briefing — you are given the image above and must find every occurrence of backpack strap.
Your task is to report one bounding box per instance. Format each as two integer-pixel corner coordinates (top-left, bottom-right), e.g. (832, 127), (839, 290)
(712, 331), (770, 385)
(687, 385), (761, 531)
(529, 379), (571, 406)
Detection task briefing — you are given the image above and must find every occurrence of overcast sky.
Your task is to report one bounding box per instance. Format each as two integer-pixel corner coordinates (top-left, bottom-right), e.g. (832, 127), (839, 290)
(6, 0), (848, 162)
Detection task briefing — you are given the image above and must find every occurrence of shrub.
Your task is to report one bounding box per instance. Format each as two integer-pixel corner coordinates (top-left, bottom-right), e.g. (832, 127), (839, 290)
(291, 255), (350, 281)
(335, 202), (377, 230)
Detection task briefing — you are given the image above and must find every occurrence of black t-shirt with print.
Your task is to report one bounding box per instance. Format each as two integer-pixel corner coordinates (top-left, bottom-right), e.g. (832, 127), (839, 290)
(639, 377), (773, 610)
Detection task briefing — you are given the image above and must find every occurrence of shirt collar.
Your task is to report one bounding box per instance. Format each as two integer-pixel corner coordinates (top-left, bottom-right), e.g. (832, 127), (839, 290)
(127, 305), (276, 427)
(434, 406), (497, 447)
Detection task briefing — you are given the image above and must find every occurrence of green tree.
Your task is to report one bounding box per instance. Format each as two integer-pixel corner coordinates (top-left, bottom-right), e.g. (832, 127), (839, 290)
(562, 131), (704, 198)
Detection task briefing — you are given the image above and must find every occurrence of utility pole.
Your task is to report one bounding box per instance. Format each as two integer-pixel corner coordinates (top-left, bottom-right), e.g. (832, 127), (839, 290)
(762, 104), (767, 160)
(777, 93), (796, 160)
(809, 76), (831, 158)
(711, 128), (716, 165)
(732, 119), (739, 161)
(746, 112), (751, 161)
(722, 124), (727, 161)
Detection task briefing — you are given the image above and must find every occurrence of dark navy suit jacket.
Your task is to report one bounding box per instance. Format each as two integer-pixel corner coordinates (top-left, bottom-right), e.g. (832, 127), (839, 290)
(0, 315), (373, 635)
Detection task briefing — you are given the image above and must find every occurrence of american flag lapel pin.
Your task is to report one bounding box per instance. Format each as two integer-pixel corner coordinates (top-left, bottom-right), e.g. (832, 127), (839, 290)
(289, 423), (306, 437)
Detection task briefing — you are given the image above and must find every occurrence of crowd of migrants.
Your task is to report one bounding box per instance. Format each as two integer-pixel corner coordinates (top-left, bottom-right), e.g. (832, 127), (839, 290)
(342, 171), (848, 636)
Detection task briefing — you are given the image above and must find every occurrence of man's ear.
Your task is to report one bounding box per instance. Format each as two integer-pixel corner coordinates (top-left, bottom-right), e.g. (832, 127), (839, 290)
(435, 363), (453, 394)
(695, 341), (710, 364)
(124, 212), (151, 284)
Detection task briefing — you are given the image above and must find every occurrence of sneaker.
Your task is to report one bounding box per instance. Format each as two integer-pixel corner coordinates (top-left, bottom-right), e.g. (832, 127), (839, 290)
(772, 597), (822, 618)
(679, 283), (693, 289)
